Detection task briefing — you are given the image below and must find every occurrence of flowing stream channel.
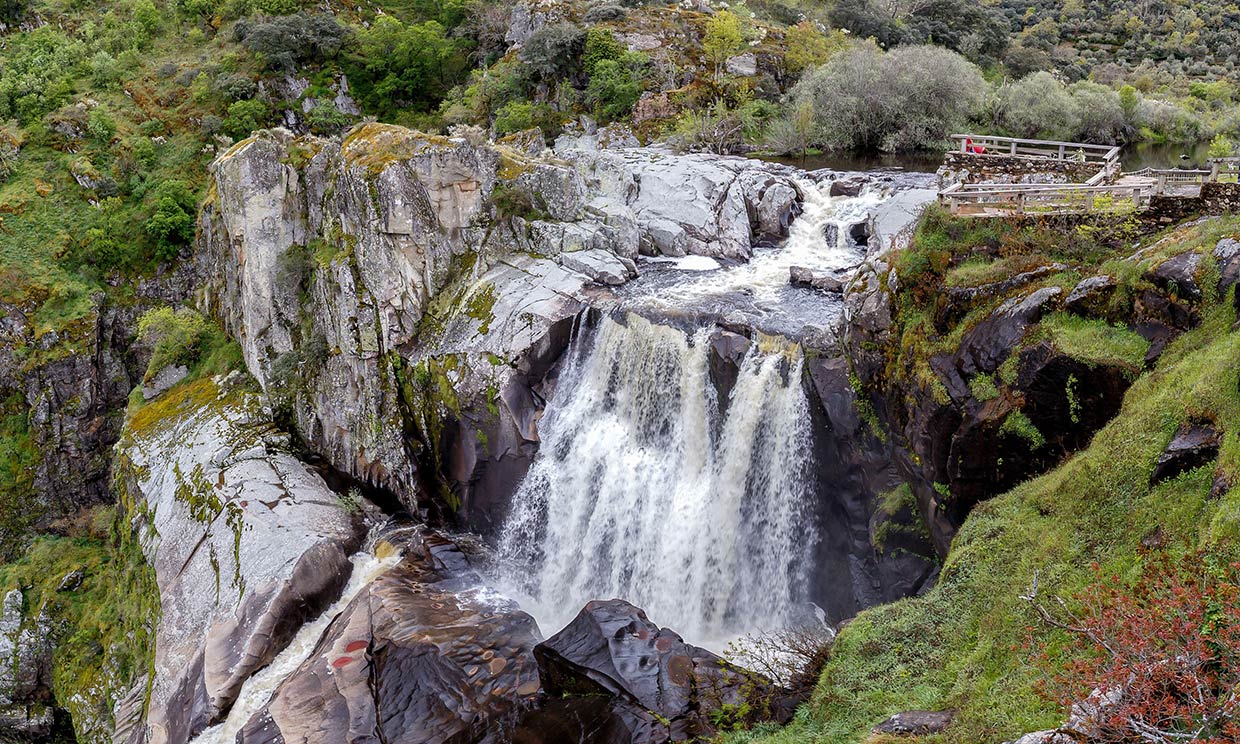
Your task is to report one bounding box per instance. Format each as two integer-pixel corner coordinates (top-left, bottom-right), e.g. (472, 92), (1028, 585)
(495, 314), (819, 646)
(190, 529), (406, 744)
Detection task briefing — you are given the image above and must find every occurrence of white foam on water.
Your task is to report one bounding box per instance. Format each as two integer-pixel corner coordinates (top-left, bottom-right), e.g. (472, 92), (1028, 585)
(495, 314), (818, 648)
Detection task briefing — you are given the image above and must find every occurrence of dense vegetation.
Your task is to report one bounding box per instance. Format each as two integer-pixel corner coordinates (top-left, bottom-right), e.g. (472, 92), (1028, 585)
(731, 213), (1240, 743)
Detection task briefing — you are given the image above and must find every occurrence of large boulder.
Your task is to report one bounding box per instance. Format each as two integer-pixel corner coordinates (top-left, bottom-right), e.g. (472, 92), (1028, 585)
(522, 599), (792, 744)
(238, 530), (542, 744)
(114, 374), (363, 744)
(1151, 422), (1222, 484)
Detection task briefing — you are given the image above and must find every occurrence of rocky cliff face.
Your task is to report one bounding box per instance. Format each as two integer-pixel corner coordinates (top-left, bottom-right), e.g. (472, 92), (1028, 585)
(197, 123), (806, 532)
(843, 213), (1240, 553)
(0, 269), (192, 538)
(113, 373), (363, 744)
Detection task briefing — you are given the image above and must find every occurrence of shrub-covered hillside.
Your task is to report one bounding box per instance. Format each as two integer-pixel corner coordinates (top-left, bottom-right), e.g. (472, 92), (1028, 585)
(731, 213), (1240, 743)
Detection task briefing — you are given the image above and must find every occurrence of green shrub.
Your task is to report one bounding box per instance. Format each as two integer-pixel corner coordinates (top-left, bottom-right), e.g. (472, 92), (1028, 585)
(493, 101), (538, 136)
(142, 181), (196, 262)
(352, 16), (472, 113)
(582, 28), (625, 75)
(305, 100), (352, 134)
(234, 13), (348, 72)
(585, 54), (645, 122)
(222, 98), (270, 139)
(136, 306), (210, 380)
(519, 22), (585, 83)
(1000, 410), (1045, 448)
(969, 373), (1000, 402)
(788, 42), (985, 152)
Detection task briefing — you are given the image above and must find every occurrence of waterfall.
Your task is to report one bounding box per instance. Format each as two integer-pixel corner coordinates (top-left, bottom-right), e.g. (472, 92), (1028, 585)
(495, 314), (819, 645)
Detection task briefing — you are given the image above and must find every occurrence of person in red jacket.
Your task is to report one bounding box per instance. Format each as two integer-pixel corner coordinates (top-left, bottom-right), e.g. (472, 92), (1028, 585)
(964, 137), (986, 154)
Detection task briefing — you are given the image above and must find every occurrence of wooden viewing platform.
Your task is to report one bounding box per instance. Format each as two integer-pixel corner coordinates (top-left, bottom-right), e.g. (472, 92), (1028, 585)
(940, 135), (1240, 217)
(950, 134), (1121, 165)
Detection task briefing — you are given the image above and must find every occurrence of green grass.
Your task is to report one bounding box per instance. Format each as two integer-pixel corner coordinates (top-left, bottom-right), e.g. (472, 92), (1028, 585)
(746, 242), (1240, 744)
(1037, 312), (1150, 372)
(0, 512), (158, 741)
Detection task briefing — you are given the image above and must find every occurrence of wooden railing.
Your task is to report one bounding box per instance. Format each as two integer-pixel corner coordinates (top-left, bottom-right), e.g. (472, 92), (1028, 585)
(1127, 167), (1212, 193)
(950, 134), (1122, 165)
(1209, 157), (1240, 183)
(942, 182), (1153, 216)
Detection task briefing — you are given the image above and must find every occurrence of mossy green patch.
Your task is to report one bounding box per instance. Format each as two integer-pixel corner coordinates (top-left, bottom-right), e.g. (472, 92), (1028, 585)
(750, 272), (1240, 744)
(1036, 312), (1149, 372)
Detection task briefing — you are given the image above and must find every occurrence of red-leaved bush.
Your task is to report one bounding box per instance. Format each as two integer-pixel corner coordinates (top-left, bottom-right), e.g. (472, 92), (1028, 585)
(1025, 554), (1240, 743)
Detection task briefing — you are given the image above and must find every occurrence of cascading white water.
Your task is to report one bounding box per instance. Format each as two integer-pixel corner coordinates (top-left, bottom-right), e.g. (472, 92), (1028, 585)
(190, 531), (406, 744)
(631, 178), (889, 308)
(495, 314), (818, 645)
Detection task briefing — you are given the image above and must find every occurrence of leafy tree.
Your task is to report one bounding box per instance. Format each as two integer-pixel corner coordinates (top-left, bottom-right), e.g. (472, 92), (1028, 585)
(354, 16), (472, 111)
(828, 0), (903, 48)
(137, 306), (210, 377)
(997, 71), (1080, 139)
(234, 13), (348, 72)
(519, 22), (585, 84)
(703, 10), (745, 79)
(788, 42), (985, 152)
(901, 0), (1009, 65)
(1068, 81), (1126, 143)
(144, 182), (196, 262)
(781, 21), (847, 78)
(1208, 133), (1236, 159)
(82, 197), (139, 269)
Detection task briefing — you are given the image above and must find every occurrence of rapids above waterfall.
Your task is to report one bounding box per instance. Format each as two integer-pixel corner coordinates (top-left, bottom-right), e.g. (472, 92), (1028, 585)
(494, 314), (819, 646)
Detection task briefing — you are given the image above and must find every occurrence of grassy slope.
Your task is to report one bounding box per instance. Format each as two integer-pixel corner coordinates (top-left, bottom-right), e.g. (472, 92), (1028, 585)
(739, 217), (1240, 744)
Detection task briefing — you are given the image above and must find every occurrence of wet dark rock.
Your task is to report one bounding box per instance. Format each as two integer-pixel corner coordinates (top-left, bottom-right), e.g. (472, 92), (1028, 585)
(848, 219), (872, 247)
(873, 709), (956, 736)
(1146, 250), (1203, 302)
(708, 329), (751, 419)
(1064, 275), (1118, 317)
(1151, 423), (1221, 484)
(829, 176), (866, 197)
(525, 599), (792, 744)
(804, 355), (939, 611)
(240, 531), (542, 744)
(790, 265), (847, 292)
(1209, 471), (1233, 501)
(959, 286), (1061, 376)
(1136, 287), (1198, 334)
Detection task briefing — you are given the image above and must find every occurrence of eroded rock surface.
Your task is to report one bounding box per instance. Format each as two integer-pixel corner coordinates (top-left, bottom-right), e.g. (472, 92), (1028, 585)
(238, 530), (541, 744)
(198, 124), (807, 531)
(516, 599), (792, 744)
(114, 374), (362, 744)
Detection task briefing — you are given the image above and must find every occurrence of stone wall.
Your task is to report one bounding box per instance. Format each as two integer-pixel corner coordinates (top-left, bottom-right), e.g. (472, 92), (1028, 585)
(937, 151), (1104, 188)
(1202, 181), (1240, 213)
(1144, 183), (1240, 226)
